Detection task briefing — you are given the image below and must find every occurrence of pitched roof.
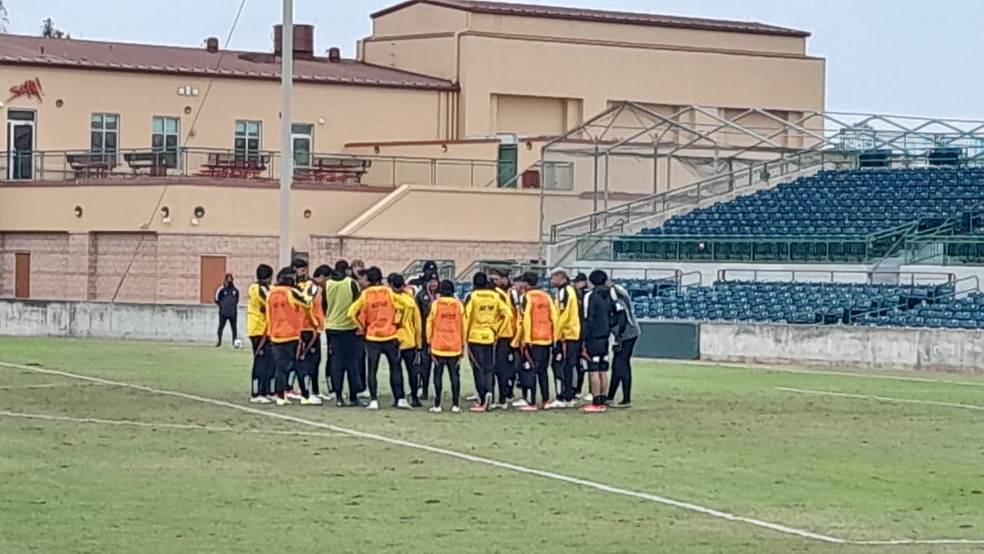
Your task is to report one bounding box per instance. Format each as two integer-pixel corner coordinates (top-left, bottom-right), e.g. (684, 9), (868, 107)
(0, 34), (457, 91)
(372, 0), (809, 38)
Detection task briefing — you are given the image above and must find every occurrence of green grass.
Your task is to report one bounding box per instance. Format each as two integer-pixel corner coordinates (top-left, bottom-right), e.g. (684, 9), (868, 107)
(0, 338), (983, 553)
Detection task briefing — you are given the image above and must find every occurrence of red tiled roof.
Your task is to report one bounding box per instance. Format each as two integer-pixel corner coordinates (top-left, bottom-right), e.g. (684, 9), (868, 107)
(0, 34), (457, 91)
(372, 0), (809, 38)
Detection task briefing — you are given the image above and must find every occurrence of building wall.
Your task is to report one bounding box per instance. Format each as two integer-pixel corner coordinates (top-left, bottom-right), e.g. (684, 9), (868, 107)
(0, 66), (447, 154)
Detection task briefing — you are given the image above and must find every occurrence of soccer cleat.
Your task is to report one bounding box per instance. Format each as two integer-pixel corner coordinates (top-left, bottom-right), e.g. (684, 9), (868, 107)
(348, 399), (366, 408)
(428, 406), (443, 414)
(318, 393), (334, 402)
(491, 403), (508, 411)
(565, 400), (579, 409)
(357, 390), (371, 400)
(469, 403), (487, 413)
(410, 398), (423, 408)
(285, 390), (302, 401)
(511, 398), (530, 408)
(483, 393), (494, 412)
(579, 404), (607, 414)
(366, 400), (379, 411)
(517, 403), (539, 412)
(300, 395), (323, 406)
(616, 400), (632, 408)
(397, 399), (412, 410)
(275, 396), (291, 406)
(450, 405), (462, 413)
(543, 399), (565, 410)
(249, 396), (271, 404)
(583, 393), (594, 403)
(335, 399), (347, 408)
(465, 394), (479, 402)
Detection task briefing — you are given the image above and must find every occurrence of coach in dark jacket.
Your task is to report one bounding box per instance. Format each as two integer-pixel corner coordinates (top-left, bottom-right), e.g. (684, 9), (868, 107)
(214, 273), (239, 347)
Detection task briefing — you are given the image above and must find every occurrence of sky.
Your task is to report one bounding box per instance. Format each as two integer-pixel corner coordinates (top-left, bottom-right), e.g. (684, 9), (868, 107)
(4, 0), (984, 119)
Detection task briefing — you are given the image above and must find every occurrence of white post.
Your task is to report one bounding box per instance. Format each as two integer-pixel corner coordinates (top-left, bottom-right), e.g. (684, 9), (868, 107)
(278, 0), (294, 268)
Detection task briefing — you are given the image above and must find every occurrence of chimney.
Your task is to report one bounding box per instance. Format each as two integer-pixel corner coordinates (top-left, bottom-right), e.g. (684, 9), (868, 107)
(328, 47), (341, 63)
(205, 37), (220, 53)
(273, 24), (315, 59)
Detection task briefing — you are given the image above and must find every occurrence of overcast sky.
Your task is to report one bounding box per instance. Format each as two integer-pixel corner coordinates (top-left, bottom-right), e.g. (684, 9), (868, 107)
(5, 0), (983, 119)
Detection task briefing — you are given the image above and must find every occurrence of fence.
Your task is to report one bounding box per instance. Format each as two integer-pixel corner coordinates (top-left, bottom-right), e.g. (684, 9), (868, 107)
(1, 147), (499, 189)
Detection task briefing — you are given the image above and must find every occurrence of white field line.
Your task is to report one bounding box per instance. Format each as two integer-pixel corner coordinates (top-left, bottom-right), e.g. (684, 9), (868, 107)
(0, 410), (348, 439)
(675, 359), (984, 388)
(778, 386), (984, 412)
(1, 362), (981, 547)
(0, 382), (112, 391)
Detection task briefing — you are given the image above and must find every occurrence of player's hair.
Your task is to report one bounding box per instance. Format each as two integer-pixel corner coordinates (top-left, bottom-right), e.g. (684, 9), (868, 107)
(276, 267), (295, 286)
(313, 265), (332, 278)
(291, 258), (308, 269)
(589, 269), (608, 287)
(388, 273), (406, 290)
(522, 271), (539, 287)
(473, 271), (490, 289)
(255, 264), (274, 281)
(366, 267), (383, 285)
(439, 279), (456, 296)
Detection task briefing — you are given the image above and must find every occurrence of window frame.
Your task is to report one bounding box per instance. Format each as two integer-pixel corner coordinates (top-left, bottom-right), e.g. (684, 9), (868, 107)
(90, 113), (120, 163)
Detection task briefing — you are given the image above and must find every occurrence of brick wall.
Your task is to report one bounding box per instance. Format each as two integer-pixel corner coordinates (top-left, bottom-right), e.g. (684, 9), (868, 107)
(0, 231), (530, 304)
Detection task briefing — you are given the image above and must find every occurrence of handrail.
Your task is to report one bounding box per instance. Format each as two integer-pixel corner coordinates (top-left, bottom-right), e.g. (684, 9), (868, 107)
(549, 149), (855, 243)
(716, 268), (954, 286)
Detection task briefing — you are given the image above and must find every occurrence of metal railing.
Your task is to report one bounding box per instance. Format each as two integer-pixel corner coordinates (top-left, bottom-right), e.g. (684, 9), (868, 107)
(0, 147), (500, 188)
(905, 234), (984, 266)
(716, 268), (954, 286)
(549, 149), (855, 243)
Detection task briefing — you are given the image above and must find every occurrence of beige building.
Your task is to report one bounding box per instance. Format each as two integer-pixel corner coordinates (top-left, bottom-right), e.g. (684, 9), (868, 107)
(0, 0), (824, 303)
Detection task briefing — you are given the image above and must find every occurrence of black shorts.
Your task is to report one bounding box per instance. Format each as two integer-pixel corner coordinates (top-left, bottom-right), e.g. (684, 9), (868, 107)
(584, 338), (609, 372)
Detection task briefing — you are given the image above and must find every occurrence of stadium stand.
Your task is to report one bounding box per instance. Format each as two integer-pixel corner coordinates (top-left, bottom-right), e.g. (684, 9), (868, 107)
(613, 167), (984, 263)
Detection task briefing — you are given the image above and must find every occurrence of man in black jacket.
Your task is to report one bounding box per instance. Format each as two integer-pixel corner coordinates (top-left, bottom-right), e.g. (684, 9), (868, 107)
(579, 270), (615, 413)
(414, 272), (440, 400)
(214, 273), (240, 347)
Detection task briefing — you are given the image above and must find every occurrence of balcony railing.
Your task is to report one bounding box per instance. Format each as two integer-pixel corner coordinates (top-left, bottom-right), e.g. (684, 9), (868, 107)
(0, 147), (500, 188)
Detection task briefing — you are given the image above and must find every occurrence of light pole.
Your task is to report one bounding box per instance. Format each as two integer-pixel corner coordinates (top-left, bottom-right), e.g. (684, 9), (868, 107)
(278, 0), (294, 268)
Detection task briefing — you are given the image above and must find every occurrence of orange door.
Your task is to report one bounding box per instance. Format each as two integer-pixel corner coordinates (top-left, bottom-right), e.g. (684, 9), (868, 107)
(14, 253), (30, 299)
(199, 256), (227, 304)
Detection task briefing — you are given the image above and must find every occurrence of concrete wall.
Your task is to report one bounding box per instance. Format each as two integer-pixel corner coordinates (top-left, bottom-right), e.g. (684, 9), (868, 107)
(701, 322), (984, 374)
(0, 299), (243, 343)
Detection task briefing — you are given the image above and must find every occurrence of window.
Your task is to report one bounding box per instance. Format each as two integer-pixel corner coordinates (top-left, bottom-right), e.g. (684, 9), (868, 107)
(234, 120), (261, 161)
(152, 116), (180, 153)
(90, 113), (119, 162)
(291, 123), (313, 167)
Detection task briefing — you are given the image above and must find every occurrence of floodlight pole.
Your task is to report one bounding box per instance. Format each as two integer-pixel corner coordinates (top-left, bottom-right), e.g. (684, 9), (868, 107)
(278, 0), (294, 268)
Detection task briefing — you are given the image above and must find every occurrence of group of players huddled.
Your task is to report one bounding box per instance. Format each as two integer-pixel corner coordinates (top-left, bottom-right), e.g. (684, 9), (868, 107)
(246, 258), (639, 413)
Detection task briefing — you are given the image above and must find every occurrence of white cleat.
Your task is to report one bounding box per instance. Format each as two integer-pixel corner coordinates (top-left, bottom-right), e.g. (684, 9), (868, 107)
(465, 394), (479, 402)
(285, 390), (302, 401)
(366, 400), (379, 411)
(275, 397), (291, 406)
(301, 395), (323, 406)
(566, 400), (579, 409)
(512, 398), (530, 408)
(357, 390), (371, 400)
(491, 403), (508, 411)
(451, 405), (462, 413)
(397, 399), (412, 410)
(583, 393), (594, 403)
(318, 393), (334, 402)
(428, 406), (443, 414)
(544, 399), (566, 410)
(249, 396), (271, 404)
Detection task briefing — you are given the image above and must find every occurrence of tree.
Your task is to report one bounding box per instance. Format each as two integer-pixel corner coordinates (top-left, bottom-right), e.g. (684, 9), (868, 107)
(0, 1), (9, 33)
(41, 17), (70, 39)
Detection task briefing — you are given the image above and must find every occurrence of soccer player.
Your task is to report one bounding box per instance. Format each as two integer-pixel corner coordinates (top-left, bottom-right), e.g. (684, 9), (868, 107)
(513, 271), (557, 411)
(427, 279), (466, 413)
(390, 273), (423, 408)
(324, 260), (364, 408)
(489, 267), (520, 408)
(266, 267), (315, 406)
(348, 267), (410, 410)
(549, 268), (581, 409)
(292, 258), (310, 284)
(297, 265), (330, 402)
(414, 272), (441, 400)
(247, 264), (273, 404)
(464, 272), (511, 412)
(607, 277), (639, 407)
(353, 267), (370, 396)
(580, 270), (616, 413)
(572, 272), (589, 400)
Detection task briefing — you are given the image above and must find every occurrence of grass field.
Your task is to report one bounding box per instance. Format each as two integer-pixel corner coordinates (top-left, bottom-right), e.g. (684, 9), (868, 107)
(1, 337), (983, 553)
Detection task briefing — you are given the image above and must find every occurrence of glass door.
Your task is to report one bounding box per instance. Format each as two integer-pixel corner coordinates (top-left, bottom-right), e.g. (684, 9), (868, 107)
(7, 109), (36, 180)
